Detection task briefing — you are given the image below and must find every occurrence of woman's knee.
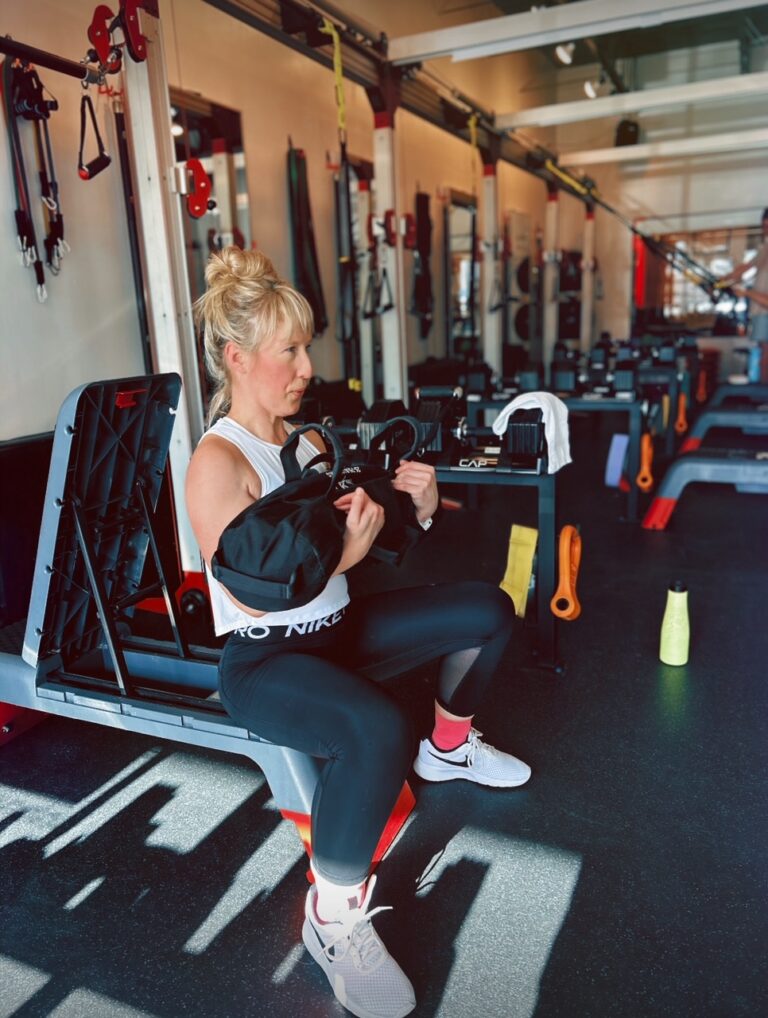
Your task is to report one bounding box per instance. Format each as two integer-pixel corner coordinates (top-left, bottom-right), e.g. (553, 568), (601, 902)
(459, 581), (516, 638)
(332, 693), (413, 766)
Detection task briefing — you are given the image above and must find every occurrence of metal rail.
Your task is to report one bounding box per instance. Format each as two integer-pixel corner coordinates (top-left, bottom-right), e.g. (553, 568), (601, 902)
(0, 34), (102, 85)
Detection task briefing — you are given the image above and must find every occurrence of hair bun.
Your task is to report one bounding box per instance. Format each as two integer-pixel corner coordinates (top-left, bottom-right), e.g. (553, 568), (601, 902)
(205, 246), (279, 288)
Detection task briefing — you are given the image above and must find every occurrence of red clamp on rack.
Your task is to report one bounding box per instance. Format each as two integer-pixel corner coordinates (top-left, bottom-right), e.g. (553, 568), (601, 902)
(87, 5), (118, 67)
(120, 0), (147, 62)
(186, 158), (212, 219)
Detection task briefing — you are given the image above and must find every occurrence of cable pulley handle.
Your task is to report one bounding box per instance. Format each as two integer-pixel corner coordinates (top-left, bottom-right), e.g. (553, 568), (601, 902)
(78, 93), (111, 180)
(379, 267), (394, 313)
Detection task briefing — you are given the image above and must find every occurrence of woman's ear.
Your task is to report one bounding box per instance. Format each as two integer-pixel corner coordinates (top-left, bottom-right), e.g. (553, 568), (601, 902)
(224, 340), (248, 375)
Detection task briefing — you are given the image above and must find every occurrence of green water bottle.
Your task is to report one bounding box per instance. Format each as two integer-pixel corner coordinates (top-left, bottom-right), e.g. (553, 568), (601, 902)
(659, 580), (689, 666)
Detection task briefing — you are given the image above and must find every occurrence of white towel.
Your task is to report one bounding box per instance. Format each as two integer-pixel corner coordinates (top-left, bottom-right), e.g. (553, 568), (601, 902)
(491, 391), (572, 474)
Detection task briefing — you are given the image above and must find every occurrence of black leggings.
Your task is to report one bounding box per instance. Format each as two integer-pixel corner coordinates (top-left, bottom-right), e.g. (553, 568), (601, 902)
(218, 581), (514, 884)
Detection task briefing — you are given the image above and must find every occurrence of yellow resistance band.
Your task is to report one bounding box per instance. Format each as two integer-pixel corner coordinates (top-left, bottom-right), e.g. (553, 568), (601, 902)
(500, 524), (538, 618)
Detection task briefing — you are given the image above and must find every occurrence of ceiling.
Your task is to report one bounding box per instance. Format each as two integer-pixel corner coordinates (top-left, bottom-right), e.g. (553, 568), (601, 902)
(492, 1), (768, 70)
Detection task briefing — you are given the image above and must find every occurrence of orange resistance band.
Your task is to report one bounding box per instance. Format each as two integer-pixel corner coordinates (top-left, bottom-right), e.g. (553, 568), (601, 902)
(636, 433), (654, 492)
(675, 392), (688, 435)
(550, 524), (582, 621)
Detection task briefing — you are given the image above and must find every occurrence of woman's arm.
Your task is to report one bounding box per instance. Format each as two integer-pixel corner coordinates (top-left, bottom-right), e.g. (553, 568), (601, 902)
(332, 487), (386, 574)
(392, 460), (439, 524)
(185, 436), (261, 570)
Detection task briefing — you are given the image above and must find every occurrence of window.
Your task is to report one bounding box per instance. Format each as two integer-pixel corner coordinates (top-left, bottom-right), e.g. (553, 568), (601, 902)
(661, 227), (759, 329)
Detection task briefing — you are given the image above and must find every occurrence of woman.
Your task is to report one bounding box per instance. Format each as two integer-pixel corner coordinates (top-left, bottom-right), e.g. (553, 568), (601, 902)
(185, 247), (531, 1018)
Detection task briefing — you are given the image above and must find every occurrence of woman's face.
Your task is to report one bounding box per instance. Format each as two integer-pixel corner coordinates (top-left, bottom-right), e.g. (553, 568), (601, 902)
(238, 317), (312, 418)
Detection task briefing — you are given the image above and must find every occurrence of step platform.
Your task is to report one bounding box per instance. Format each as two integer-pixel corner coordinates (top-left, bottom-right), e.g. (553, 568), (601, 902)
(680, 407), (768, 452)
(642, 448), (768, 530)
(708, 383), (768, 408)
(0, 374), (414, 869)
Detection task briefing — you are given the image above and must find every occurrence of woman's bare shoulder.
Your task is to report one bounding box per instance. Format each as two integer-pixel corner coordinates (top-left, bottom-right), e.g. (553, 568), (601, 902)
(186, 435), (261, 564)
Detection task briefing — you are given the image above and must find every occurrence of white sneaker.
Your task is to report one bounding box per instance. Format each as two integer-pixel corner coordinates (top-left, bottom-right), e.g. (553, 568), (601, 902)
(413, 728), (531, 788)
(302, 875), (416, 1018)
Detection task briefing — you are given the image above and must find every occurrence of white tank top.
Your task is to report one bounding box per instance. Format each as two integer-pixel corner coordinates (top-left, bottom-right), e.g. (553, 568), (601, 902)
(200, 416), (349, 636)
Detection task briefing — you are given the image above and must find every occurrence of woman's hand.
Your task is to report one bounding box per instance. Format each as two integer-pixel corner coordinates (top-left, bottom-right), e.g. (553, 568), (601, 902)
(332, 487), (385, 571)
(393, 460), (439, 523)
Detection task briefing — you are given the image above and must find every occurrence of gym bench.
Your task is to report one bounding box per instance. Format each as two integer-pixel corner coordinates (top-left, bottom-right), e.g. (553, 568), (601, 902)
(679, 407), (768, 453)
(642, 448), (768, 530)
(0, 374), (413, 865)
(707, 382), (768, 408)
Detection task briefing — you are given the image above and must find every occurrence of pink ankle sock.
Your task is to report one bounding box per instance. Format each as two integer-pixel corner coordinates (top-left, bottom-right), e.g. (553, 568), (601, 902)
(311, 865), (366, 923)
(431, 712), (472, 751)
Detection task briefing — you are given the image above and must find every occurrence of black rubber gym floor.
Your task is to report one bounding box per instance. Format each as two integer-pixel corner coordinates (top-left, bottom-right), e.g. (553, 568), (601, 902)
(2, 414), (767, 1018)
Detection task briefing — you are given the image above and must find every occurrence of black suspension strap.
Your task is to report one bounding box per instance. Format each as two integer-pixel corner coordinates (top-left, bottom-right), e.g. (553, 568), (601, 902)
(362, 212), (394, 320)
(488, 237), (505, 314)
(465, 202), (478, 343)
(78, 90), (111, 179)
(362, 213), (379, 321)
(22, 67), (67, 272)
(410, 191), (433, 338)
(334, 147), (362, 381)
(287, 141), (328, 334)
(378, 261), (394, 314)
(322, 15), (362, 389)
(2, 58), (47, 300)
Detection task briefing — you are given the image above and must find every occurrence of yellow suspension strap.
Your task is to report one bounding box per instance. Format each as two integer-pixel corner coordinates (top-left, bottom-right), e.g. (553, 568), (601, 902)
(322, 17), (346, 146)
(321, 17), (362, 392)
(468, 112), (479, 149)
(544, 159), (594, 199)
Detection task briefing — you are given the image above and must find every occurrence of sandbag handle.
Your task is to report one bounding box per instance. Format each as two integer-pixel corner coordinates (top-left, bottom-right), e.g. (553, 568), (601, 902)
(281, 421), (346, 487)
(368, 415), (422, 466)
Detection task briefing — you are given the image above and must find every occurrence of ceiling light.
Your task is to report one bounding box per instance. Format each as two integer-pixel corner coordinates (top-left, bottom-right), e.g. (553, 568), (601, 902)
(555, 42), (575, 65)
(584, 72), (607, 100)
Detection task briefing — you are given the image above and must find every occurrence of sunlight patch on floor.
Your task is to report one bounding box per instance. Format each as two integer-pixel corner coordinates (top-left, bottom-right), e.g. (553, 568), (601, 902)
(419, 827), (582, 1018)
(182, 819), (304, 955)
(0, 954), (51, 1014)
(47, 988), (161, 1018)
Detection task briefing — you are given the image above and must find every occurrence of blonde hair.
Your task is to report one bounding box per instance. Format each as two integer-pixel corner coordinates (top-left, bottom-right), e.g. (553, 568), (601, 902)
(194, 246), (314, 425)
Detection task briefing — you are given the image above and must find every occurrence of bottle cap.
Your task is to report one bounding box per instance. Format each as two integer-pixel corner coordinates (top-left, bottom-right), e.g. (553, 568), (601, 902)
(669, 580), (687, 592)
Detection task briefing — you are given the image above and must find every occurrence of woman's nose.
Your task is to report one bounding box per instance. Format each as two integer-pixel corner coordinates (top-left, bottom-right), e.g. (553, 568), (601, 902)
(298, 347), (312, 377)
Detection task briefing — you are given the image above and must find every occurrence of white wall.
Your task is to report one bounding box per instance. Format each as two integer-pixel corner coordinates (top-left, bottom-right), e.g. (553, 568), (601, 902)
(1, 1), (145, 441)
